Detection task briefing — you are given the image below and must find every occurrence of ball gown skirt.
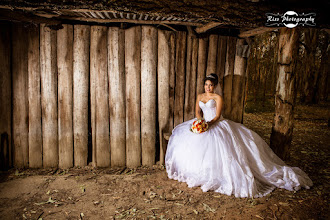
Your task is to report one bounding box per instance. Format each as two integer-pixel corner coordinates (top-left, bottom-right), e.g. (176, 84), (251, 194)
(165, 99), (313, 198)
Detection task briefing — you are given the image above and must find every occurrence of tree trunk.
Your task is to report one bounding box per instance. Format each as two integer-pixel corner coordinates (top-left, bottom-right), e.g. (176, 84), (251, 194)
(270, 28), (299, 160)
(28, 24), (42, 168)
(57, 24), (74, 169)
(108, 27), (126, 167)
(141, 26), (157, 166)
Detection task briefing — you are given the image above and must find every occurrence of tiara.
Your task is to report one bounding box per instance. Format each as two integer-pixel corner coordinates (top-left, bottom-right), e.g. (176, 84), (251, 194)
(206, 74), (216, 79)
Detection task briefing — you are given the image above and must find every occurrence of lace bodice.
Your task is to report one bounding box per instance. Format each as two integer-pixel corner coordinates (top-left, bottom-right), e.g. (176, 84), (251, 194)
(199, 99), (223, 122)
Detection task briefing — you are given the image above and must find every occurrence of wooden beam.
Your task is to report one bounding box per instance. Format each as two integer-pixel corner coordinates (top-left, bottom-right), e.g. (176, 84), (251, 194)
(33, 13), (203, 26)
(239, 27), (279, 38)
(195, 22), (223, 34)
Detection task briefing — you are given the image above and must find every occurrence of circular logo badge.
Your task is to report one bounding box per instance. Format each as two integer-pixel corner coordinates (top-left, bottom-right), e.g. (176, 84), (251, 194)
(282, 11), (299, 28)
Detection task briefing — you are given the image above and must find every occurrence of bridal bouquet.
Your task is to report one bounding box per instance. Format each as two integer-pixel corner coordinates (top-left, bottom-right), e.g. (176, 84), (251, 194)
(191, 119), (208, 134)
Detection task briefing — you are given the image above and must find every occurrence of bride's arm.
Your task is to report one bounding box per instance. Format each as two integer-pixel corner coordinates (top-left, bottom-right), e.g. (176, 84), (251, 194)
(195, 94), (203, 119)
(207, 95), (223, 126)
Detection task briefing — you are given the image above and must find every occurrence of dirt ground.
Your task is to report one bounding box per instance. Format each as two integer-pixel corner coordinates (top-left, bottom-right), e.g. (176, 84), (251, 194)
(0, 102), (329, 220)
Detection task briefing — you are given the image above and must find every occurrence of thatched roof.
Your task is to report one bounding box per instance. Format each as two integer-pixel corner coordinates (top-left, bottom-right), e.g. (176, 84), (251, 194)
(0, 0), (328, 35)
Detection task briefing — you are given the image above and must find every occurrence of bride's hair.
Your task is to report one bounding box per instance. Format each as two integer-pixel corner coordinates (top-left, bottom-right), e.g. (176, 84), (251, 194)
(204, 73), (218, 85)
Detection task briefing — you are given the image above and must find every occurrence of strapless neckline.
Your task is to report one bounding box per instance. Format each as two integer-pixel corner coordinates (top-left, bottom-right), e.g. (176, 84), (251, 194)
(199, 99), (215, 105)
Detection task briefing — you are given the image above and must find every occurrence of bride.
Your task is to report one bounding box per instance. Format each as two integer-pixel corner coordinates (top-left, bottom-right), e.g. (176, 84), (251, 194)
(165, 73), (313, 198)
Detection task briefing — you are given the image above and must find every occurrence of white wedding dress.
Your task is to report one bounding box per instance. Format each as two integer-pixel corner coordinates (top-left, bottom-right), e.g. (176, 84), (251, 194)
(165, 99), (313, 198)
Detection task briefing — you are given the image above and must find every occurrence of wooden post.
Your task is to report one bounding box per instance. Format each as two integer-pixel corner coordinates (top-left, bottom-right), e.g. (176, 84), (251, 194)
(28, 24), (42, 168)
(184, 32), (197, 121)
(223, 37), (237, 120)
(141, 26), (157, 166)
(125, 26), (142, 168)
(173, 31), (187, 127)
(57, 24), (74, 168)
(168, 33), (176, 131)
(12, 23), (29, 168)
(90, 26), (110, 167)
(108, 27), (126, 167)
(206, 34), (218, 75)
(158, 30), (171, 165)
(216, 36), (227, 90)
(270, 28), (299, 160)
(196, 37), (208, 96)
(231, 39), (248, 123)
(73, 25), (90, 167)
(40, 24), (58, 167)
(0, 22), (12, 169)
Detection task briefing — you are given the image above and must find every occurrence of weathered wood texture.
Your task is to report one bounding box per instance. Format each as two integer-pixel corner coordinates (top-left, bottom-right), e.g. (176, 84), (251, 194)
(158, 30), (171, 165)
(270, 28), (299, 160)
(0, 22), (12, 169)
(216, 36), (227, 90)
(168, 32), (176, 131)
(108, 27), (126, 167)
(73, 25), (90, 167)
(28, 24), (42, 168)
(231, 39), (248, 123)
(90, 26), (110, 167)
(5, 22), (249, 168)
(12, 23), (29, 168)
(40, 24), (58, 167)
(173, 31), (187, 127)
(196, 37), (208, 95)
(141, 26), (157, 166)
(223, 37), (237, 120)
(206, 34), (218, 75)
(125, 26), (142, 168)
(184, 32), (197, 121)
(57, 24), (74, 168)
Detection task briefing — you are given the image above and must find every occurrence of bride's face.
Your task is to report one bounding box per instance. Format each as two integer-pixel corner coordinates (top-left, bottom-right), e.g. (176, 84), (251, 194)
(204, 80), (215, 93)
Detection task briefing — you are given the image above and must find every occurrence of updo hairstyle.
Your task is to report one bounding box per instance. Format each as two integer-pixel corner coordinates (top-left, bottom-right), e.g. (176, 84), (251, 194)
(204, 73), (218, 86)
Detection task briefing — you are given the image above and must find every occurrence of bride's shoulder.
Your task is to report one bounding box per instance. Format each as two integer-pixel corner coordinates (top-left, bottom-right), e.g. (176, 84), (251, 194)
(212, 93), (222, 100)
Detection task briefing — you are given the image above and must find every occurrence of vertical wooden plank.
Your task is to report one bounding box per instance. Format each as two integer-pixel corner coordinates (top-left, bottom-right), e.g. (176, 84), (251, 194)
(158, 30), (171, 165)
(190, 37), (199, 117)
(196, 37), (208, 96)
(73, 25), (90, 167)
(183, 32), (194, 121)
(90, 26), (110, 167)
(141, 26), (157, 166)
(28, 24), (42, 168)
(40, 24), (58, 167)
(168, 33), (176, 131)
(108, 27), (126, 167)
(206, 34), (218, 75)
(57, 24), (74, 168)
(0, 22), (12, 169)
(12, 23), (29, 168)
(173, 31), (187, 127)
(232, 39), (248, 123)
(216, 36), (227, 90)
(125, 26), (141, 168)
(223, 37), (237, 120)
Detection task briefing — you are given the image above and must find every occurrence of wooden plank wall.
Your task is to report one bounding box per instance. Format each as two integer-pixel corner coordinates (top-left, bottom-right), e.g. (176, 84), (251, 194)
(0, 22), (247, 168)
